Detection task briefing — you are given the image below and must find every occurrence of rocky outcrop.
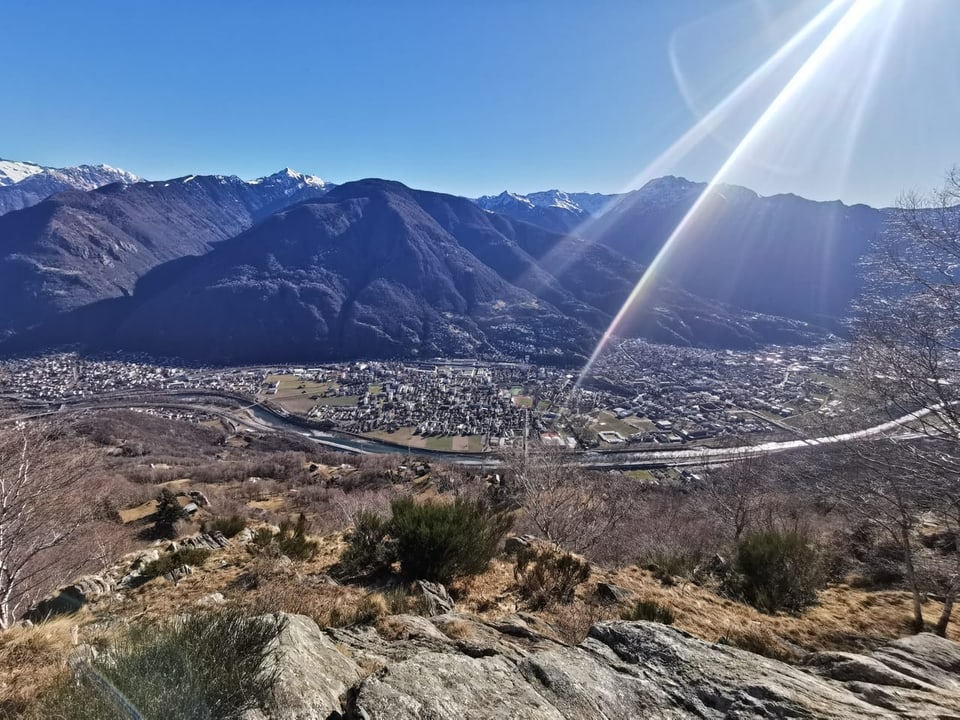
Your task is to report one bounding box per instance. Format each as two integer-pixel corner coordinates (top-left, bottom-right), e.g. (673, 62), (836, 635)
(30, 575), (115, 619)
(415, 580), (455, 616)
(28, 533), (231, 620)
(172, 531), (231, 552)
(259, 614), (363, 719)
(252, 613), (960, 719)
(595, 581), (634, 605)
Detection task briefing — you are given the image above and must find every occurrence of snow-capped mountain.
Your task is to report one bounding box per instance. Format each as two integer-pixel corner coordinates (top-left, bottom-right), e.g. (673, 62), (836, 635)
(476, 188), (623, 216)
(247, 167), (329, 194)
(0, 159), (334, 217)
(0, 159), (140, 215)
(474, 188), (625, 234)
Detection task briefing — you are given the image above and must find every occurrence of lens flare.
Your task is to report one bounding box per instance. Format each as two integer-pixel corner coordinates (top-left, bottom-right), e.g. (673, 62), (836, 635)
(574, 0), (889, 391)
(509, 0), (851, 312)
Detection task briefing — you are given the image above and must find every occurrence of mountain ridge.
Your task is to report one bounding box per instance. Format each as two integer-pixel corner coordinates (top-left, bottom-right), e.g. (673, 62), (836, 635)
(0, 178), (827, 363)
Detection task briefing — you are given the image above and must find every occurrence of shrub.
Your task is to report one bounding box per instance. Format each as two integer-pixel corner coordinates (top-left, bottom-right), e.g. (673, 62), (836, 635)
(31, 611), (285, 720)
(250, 514), (318, 561)
(725, 530), (825, 613)
(514, 546), (591, 609)
(144, 548), (212, 579)
(621, 599), (675, 625)
(154, 488), (188, 538)
(276, 514), (319, 561)
(337, 511), (395, 579)
(389, 497), (513, 583)
(202, 515), (247, 538)
(337, 498), (512, 584)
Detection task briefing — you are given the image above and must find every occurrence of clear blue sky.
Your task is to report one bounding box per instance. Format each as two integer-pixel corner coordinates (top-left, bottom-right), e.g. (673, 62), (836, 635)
(3, 0), (958, 207)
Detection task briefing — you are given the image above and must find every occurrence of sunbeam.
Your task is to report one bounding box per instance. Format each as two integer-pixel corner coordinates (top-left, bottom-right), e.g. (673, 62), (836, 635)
(573, 0), (890, 393)
(505, 0), (851, 316)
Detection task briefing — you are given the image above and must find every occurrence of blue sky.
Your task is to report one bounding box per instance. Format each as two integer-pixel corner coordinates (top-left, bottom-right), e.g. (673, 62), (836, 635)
(3, 0), (958, 207)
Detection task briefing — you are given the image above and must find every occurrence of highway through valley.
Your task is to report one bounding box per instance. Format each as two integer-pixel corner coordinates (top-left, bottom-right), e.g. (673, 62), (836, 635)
(0, 389), (937, 470)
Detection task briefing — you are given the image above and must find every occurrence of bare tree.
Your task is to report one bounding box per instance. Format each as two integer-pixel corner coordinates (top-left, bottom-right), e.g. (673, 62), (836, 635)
(855, 167), (960, 441)
(0, 423), (95, 629)
(841, 168), (960, 635)
(702, 454), (778, 541)
(501, 446), (630, 556)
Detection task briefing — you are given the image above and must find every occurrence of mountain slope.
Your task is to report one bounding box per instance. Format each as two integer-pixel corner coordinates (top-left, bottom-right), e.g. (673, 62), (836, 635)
(582, 177), (884, 324)
(482, 177), (885, 326)
(63, 180), (593, 363)
(0, 159), (140, 215)
(0, 170), (331, 334)
(3, 180), (828, 364)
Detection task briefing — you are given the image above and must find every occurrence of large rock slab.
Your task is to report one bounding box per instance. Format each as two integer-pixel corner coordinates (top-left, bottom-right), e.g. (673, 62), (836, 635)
(332, 618), (960, 719)
(259, 614), (363, 719)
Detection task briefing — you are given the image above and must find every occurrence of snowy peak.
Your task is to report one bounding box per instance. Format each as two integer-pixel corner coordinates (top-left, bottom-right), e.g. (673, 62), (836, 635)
(475, 188), (623, 219)
(474, 190), (535, 212)
(0, 158), (139, 189)
(0, 158), (141, 215)
(58, 163), (140, 189)
(249, 168), (329, 194)
(0, 159), (46, 186)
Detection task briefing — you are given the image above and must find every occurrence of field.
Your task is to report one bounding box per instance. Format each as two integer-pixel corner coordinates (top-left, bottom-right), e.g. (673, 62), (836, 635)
(367, 427), (485, 453)
(592, 411), (645, 440)
(261, 374), (357, 413)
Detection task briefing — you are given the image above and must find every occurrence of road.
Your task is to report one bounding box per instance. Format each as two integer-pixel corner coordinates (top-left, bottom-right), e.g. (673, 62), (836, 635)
(0, 389), (939, 470)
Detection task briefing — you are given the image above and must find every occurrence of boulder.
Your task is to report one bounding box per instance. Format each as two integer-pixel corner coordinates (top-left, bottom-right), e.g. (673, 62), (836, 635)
(415, 580), (454, 616)
(595, 581), (634, 605)
(163, 564), (194, 584)
(178, 532), (230, 551)
(195, 592), (226, 606)
(504, 535), (538, 556)
(258, 614), (363, 719)
(236, 527), (254, 544)
(29, 574), (115, 620)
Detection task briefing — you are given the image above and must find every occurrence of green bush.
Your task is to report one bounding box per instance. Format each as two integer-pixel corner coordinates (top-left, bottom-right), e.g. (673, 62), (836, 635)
(144, 548), (212, 579)
(154, 488), (188, 538)
(338, 498), (512, 584)
(32, 611), (286, 720)
(621, 599), (675, 625)
(337, 511), (395, 579)
(726, 530), (825, 613)
(249, 514), (318, 561)
(202, 515), (247, 538)
(514, 546), (591, 609)
(389, 497), (513, 584)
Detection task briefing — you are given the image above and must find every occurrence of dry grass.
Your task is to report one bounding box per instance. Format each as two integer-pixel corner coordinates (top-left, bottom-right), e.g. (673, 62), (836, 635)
(10, 475), (960, 718)
(445, 550), (959, 653)
(0, 611), (102, 717)
(433, 616), (475, 640)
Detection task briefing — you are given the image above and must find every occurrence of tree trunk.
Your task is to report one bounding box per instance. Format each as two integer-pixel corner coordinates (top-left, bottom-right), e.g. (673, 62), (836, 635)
(901, 527), (925, 633)
(935, 593), (955, 637)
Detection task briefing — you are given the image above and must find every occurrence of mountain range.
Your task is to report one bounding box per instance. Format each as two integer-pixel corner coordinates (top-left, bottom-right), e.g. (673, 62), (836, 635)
(0, 157), (887, 364)
(0, 159), (140, 216)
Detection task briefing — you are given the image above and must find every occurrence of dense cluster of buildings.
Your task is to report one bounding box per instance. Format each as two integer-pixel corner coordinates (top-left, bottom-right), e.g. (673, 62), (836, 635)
(280, 362), (530, 441)
(0, 341), (849, 452)
(576, 339), (847, 445)
(0, 353), (264, 400)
